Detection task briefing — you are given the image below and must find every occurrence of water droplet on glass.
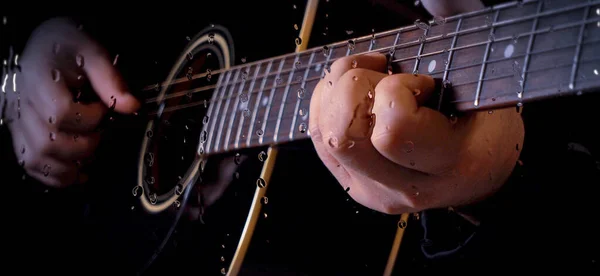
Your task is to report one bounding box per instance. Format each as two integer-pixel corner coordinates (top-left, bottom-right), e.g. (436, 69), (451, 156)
(175, 184), (184, 195)
(412, 69), (419, 75)
(42, 164), (51, 176)
(208, 33), (215, 44)
(293, 4), (297, 9)
(186, 36), (191, 41)
(398, 220), (407, 229)
(261, 196), (268, 204)
(298, 123), (307, 133)
(76, 54), (84, 68)
(200, 130), (208, 143)
(299, 108), (307, 116)
(146, 176), (155, 185)
(264, 213), (268, 218)
(48, 116), (55, 124)
(203, 115), (209, 125)
(297, 87), (305, 99)
(256, 129), (264, 136)
(294, 60), (301, 69)
(187, 52), (194, 60)
(568, 83), (574, 90)
(413, 89), (421, 96)
(347, 40), (355, 51)
(258, 151), (267, 162)
(322, 46), (330, 57)
(414, 19), (429, 30)
(410, 160), (416, 166)
(488, 33), (495, 42)
(73, 134), (79, 142)
(594, 69), (598, 76)
(173, 200), (181, 208)
(242, 109), (250, 118)
(51, 69), (60, 82)
(403, 141), (415, 153)
(295, 37), (303, 46)
(109, 96), (116, 110)
(434, 16), (446, 25)
(389, 101), (395, 108)
(234, 153), (241, 165)
(146, 130), (154, 138)
(345, 30), (354, 35)
(512, 34), (519, 44)
(293, 24), (299, 30)
(149, 193), (157, 204)
(328, 81), (333, 88)
(367, 90), (374, 99)
(276, 78), (283, 85)
(49, 132), (56, 141)
(240, 92), (249, 102)
(449, 114), (458, 124)
(351, 60), (358, 68)
(352, 76), (358, 81)
(256, 178), (266, 188)
(347, 140), (355, 149)
(328, 136), (339, 148)
(18, 160), (24, 167)
(132, 185), (142, 197)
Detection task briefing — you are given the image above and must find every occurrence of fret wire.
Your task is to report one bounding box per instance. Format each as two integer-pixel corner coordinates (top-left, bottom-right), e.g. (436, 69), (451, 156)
(235, 63), (262, 149)
(143, 0), (594, 95)
(569, 5), (591, 90)
(214, 69), (241, 151)
(289, 51), (316, 140)
(413, 28), (428, 74)
(259, 58), (286, 144)
(151, 49), (600, 118)
(198, 72), (224, 155)
(519, 0), (544, 99)
(154, 32), (600, 117)
(440, 17), (463, 111)
(246, 60), (273, 146)
(474, 10), (500, 107)
(273, 54), (301, 142)
(205, 70), (232, 152)
(224, 65), (251, 151)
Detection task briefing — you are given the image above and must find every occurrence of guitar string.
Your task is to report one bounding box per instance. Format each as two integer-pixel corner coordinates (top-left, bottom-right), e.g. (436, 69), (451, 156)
(143, 16), (599, 108)
(141, 0), (598, 96)
(147, 34), (600, 115)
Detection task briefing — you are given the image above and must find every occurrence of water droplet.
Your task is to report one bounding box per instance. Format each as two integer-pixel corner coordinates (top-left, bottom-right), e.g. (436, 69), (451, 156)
(351, 60), (357, 68)
(256, 129), (264, 136)
(276, 78), (283, 85)
(568, 83), (574, 90)
(242, 109), (250, 118)
(449, 114), (458, 124)
(109, 96), (116, 110)
(48, 116), (54, 124)
(49, 132), (56, 141)
(398, 220), (407, 229)
(200, 130), (207, 143)
(488, 33), (495, 42)
(42, 164), (51, 176)
(240, 92), (249, 102)
(367, 90), (374, 99)
(295, 37), (303, 46)
(73, 134), (79, 142)
(297, 87), (305, 99)
(293, 4), (297, 9)
(186, 36), (191, 41)
(413, 191), (420, 196)
(258, 151), (267, 162)
(203, 115), (209, 125)
(294, 61), (301, 69)
(328, 136), (339, 148)
(53, 43), (60, 54)
(76, 54), (84, 68)
(347, 140), (355, 149)
(264, 213), (268, 218)
(594, 69), (598, 75)
(293, 24), (299, 30)
(442, 80), (452, 89)
(322, 46), (330, 56)
(146, 130), (154, 138)
(299, 108), (307, 116)
(146, 176), (155, 185)
(132, 185), (142, 197)
(410, 160), (416, 166)
(345, 30), (354, 35)
(347, 40), (355, 51)
(187, 52), (194, 60)
(352, 76), (358, 81)
(298, 123), (307, 133)
(256, 178), (266, 188)
(328, 81), (333, 88)
(512, 34), (519, 44)
(261, 196), (268, 204)
(412, 69), (419, 75)
(433, 16), (446, 25)
(485, 15), (492, 26)
(389, 101), (395, 108)
(175, 184), (184, 195)
(596, 8), (600, 15)
(488, 110), (494, 114)
(208, 33), (215, 44)
(414, 19), (429, 30)
(413, 89), (421, 96)
(51, 69), (60, 82)
(403, 141), (414, 153)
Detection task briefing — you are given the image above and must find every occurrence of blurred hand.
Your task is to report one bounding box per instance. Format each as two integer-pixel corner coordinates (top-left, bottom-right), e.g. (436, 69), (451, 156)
(3, 17), (140, 188)
(309, 53), (524, 214)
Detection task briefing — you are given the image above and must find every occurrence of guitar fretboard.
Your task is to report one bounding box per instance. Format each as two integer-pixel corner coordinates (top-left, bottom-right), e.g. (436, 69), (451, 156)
(144, 0), (600, 156)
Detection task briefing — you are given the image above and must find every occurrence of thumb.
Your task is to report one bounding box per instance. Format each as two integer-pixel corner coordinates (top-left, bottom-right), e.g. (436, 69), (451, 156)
(80, 48), (140, 114)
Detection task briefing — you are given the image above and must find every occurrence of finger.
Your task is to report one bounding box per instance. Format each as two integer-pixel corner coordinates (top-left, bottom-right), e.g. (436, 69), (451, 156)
(78, 45), (140, 114)
(21, 72), (108, 133)
(20, 101), (100, 161)
(324, 52), (387, 88)
(309, 79), (353, 187)
(371, 73), (460, 174)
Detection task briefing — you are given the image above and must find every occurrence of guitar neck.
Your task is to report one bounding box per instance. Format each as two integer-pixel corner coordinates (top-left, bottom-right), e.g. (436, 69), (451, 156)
(145, 0), (600, 156)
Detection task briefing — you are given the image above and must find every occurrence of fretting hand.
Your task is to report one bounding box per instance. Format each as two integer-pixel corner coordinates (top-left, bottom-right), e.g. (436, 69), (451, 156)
(308, 53), (524, 214)
(3, 17), (140, 188)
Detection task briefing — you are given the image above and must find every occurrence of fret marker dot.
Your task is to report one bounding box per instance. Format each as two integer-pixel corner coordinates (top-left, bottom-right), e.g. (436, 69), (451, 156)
(596, 8), (599, 16)
(427, 60), (436, 73)
(262, 96), (268, 106)
(594, 69), (598, 75)
(504, 44), (515, 58)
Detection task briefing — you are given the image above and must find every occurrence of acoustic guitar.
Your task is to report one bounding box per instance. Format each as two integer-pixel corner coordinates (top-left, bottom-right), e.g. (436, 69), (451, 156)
(122, 0), (599, 274)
